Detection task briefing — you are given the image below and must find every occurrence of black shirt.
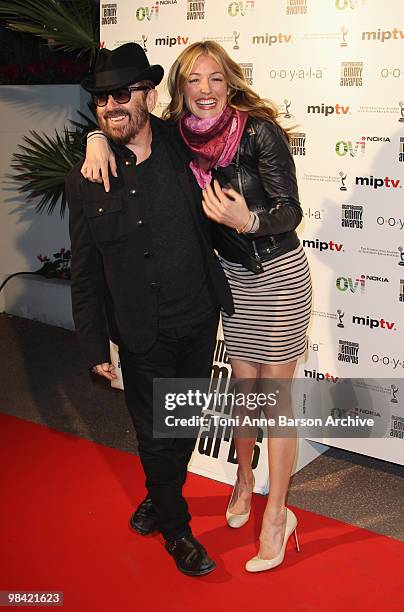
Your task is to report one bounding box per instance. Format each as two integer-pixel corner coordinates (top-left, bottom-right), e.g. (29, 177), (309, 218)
(129, 127), (216, 327)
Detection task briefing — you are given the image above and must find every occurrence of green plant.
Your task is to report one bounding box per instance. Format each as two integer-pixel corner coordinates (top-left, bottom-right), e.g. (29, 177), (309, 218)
(10, 107), (98, 217)
(0, 0), (99, 60)
(1, 1), (100, 217)
(0, 248), (72, 293)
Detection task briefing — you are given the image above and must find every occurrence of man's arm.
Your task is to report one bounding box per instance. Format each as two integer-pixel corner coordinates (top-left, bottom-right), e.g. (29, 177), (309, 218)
(66, 171), (113, 375)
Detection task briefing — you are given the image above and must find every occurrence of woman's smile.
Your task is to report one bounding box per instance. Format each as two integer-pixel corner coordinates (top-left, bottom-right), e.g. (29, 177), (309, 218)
(183, 54), (228, 119)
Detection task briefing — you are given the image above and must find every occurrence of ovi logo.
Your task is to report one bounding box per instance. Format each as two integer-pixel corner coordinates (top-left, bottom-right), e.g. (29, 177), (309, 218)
(228, 0), (255, 16)
(136, 3), (159, 20)
(335, 0), (365, 9)
(335, 138), (365, 157)
(336, 274), (365, 293)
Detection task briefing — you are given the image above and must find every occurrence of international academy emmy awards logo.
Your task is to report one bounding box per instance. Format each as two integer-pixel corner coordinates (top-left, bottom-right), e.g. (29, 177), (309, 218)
(336, 309), (345, 328)
(398, 246), (404, 266)
(391, 384), (398, 403)
(399, 101), (404, 122)
(284, 99), (293, 119)
(233, 31), (240, 50)
(339, 171), (347, 191)
(340, 26), (348, 47)
(142, 34), (148, 53)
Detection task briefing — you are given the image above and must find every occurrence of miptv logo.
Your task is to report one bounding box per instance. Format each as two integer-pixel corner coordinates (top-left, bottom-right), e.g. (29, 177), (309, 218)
(355, 175), (400, 189)
(155, 35), (190, 47)
(362, 29), (404, 43)
(352, 314), (396, 331)
(307, 103), (350, 116)
(252, 33), (293, 45)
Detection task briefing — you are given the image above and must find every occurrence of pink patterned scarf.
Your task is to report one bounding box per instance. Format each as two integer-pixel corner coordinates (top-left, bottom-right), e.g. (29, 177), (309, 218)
(178, 105), (248, 188)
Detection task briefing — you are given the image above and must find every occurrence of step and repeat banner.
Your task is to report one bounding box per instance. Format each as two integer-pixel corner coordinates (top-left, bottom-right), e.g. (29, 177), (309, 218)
(104, 0), (404, 475)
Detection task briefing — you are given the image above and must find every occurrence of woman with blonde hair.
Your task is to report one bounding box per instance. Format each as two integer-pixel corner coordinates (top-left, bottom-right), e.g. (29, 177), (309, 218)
(82, 40), (312, 572)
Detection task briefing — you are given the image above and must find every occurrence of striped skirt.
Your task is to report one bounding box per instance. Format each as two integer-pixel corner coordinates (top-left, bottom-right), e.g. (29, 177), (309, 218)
(219, 244), (312, 364)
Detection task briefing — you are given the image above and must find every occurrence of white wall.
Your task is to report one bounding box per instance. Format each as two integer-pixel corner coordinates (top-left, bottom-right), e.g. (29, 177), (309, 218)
(0, 84), (89, 311)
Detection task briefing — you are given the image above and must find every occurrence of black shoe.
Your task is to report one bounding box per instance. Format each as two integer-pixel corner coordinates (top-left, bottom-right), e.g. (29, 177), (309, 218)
(165, 534), (216, 576)
(129, 497), (159, 536)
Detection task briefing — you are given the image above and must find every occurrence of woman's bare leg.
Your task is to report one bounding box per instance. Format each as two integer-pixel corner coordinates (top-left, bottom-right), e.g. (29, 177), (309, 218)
(227, 358), (260, 515)
(258, 360), (297, 558)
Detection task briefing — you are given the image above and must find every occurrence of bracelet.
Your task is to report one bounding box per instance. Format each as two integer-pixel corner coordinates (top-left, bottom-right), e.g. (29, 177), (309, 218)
(87, 130), (106, 141)
(246, 212), (259, 234)
(236, 212), (253, 234)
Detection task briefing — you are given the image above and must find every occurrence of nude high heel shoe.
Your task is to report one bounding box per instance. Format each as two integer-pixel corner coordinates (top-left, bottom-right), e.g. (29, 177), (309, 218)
(245, 507), (300, 572)
(226, 476), (255, 528)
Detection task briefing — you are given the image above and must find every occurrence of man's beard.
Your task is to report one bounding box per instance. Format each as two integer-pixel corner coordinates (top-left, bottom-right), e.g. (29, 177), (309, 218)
(98, 101), (149, 144)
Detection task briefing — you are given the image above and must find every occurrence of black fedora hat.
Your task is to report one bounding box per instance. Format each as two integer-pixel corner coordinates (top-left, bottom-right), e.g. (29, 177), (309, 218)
(81, 43), (164, 93)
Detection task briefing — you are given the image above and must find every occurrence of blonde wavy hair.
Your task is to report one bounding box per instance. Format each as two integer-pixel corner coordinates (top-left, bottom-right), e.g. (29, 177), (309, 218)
(162, 40), (286, 132)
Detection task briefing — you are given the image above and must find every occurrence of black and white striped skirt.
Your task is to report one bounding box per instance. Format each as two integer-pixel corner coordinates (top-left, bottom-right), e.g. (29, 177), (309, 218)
(219, 244), (312, 364)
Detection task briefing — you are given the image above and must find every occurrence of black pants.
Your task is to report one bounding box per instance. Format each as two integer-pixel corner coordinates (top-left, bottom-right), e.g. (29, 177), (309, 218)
(119, 310), (219, 540)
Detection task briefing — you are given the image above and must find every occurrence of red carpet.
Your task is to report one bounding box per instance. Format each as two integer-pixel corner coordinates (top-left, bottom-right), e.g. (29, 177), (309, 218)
(0, 412), (402, 612)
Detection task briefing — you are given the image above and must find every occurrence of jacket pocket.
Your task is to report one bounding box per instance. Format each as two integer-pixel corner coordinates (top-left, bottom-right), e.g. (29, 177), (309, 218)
(83, 197), (128, 246)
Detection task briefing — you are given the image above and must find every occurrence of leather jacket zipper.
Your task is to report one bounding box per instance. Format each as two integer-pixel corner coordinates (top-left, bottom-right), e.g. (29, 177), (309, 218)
(235, 148), (263, 271)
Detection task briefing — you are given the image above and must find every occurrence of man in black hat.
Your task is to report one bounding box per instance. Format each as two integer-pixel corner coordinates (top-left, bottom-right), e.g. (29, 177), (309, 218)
(65, 43), (233, 576)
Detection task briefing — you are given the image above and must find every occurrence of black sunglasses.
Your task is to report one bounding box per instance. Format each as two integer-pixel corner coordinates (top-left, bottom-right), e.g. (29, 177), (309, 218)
(92, 85), (152, 107)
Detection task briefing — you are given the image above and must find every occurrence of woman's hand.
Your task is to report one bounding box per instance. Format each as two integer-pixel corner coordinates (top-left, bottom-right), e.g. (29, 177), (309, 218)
(202, 179), (251, 231)
(81, 134), (118, 192)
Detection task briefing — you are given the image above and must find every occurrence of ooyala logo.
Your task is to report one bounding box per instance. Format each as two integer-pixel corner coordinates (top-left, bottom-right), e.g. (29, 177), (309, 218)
(376, 216), (404, 230)
(304, 207), (324, 220)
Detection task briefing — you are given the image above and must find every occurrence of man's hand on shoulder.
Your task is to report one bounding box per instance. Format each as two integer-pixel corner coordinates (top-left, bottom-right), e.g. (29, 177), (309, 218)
(91, 362), (117, 381)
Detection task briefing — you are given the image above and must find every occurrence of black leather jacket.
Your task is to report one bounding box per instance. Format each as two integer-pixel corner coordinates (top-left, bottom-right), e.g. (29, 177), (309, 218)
(211, 116), (302, 274)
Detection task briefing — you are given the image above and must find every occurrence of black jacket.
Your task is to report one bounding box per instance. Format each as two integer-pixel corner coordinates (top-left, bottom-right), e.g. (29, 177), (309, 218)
(66, 115), (233, 369)
(212, 116), (302, 273)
